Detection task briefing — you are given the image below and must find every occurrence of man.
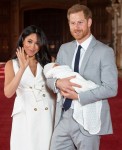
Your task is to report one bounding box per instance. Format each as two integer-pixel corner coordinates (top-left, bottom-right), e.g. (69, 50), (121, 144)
(47, 4), (118, 150)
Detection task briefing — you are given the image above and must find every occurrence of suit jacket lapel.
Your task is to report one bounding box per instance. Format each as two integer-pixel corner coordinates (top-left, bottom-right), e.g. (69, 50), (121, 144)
(80, 36), (97, 75)
(67, 41), (77, 69)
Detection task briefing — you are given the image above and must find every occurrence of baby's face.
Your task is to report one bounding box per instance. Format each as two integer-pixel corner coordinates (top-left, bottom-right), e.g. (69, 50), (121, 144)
(53, 63), (59, 68)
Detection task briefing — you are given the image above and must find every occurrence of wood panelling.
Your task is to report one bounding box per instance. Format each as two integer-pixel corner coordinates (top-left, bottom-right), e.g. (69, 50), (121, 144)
(0, 0), (113, 61)
(10, 0), (20, 54)
(88, 1), (111, 45)
(0, 1), (11, 61)
(24, 8), (71, 57)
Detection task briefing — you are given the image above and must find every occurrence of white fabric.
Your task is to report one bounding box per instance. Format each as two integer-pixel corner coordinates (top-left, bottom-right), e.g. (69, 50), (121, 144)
(11, 59), (55, 150)
(44, 63), (102, 134)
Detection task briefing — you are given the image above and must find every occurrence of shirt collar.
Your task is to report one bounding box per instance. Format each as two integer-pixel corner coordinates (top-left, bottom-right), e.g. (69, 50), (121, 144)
(76, 34), (93, 51)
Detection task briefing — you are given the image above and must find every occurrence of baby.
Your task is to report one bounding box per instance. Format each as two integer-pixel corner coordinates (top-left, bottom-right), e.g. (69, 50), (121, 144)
(43, 62), (99, 94)
(44, 62), (102, 134)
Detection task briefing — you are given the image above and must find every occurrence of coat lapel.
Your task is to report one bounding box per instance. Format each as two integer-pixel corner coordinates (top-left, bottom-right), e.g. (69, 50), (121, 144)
(80, 37), (97, 75)
(67, 41), (77, 69)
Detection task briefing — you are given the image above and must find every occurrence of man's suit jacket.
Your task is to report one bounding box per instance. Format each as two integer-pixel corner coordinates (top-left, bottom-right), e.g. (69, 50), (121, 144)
(47, 36), (118, 136)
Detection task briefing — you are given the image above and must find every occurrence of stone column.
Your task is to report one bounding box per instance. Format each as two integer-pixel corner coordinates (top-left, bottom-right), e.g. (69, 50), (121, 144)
(106, 0), (122, 69)
(116, 1), (122, 69)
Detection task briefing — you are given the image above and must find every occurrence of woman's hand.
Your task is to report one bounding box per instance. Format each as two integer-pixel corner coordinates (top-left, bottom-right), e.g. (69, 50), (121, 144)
(16, 47), (29, 71)
(4, 47), (30, 98)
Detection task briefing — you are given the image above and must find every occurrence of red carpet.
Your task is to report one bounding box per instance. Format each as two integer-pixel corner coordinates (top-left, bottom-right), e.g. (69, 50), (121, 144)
(100, 78), (122, 150)
(0, 63), (14, 150)
(0, 63), (122, 150)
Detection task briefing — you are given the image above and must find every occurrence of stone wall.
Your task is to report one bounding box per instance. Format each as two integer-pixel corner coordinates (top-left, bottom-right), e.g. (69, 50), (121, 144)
(106, 0), (122, 69)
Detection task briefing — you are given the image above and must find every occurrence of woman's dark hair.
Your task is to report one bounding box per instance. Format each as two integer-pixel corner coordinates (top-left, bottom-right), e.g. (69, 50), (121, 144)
(11, 25), (51, 67)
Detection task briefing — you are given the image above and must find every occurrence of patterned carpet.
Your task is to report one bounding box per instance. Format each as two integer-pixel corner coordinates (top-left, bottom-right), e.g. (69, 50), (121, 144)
(0, 63), (122, 150)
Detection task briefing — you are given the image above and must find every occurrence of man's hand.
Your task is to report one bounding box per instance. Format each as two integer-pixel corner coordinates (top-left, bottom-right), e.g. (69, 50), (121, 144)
(61, 90), (78, 100)
(56, 76), (81, 100)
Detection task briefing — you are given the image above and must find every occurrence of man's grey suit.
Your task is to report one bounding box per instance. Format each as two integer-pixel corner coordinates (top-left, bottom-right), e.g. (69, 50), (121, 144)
(47, 36), (118, 149)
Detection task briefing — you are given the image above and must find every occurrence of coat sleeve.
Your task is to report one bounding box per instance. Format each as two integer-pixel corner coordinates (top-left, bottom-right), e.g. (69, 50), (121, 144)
(79, 47), (118, 106)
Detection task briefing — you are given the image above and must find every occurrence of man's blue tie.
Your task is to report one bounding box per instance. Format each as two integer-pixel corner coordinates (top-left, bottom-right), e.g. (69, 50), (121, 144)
(63, 45), (82, 111)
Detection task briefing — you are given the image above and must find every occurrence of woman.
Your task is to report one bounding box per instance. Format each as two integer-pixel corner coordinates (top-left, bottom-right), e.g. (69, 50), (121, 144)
(4, 25), (55, 150)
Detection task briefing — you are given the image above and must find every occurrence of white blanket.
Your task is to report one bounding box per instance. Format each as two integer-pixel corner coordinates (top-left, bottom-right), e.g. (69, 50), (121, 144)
(44, 63), (102, 134)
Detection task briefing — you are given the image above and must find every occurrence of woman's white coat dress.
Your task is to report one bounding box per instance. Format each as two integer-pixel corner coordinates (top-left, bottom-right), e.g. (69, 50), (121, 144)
(10, 59), (55, 150)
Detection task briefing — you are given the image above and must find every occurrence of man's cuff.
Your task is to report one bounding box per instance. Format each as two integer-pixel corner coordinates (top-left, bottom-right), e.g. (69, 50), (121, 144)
(78, 94), (80, 102)
(54, 79), (59, 93)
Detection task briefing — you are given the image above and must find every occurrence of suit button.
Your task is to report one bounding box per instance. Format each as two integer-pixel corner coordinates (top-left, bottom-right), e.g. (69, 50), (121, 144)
(45, 107), (48, 110)
(43, 94), (46, 97)
(34, 108), (37, 111)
